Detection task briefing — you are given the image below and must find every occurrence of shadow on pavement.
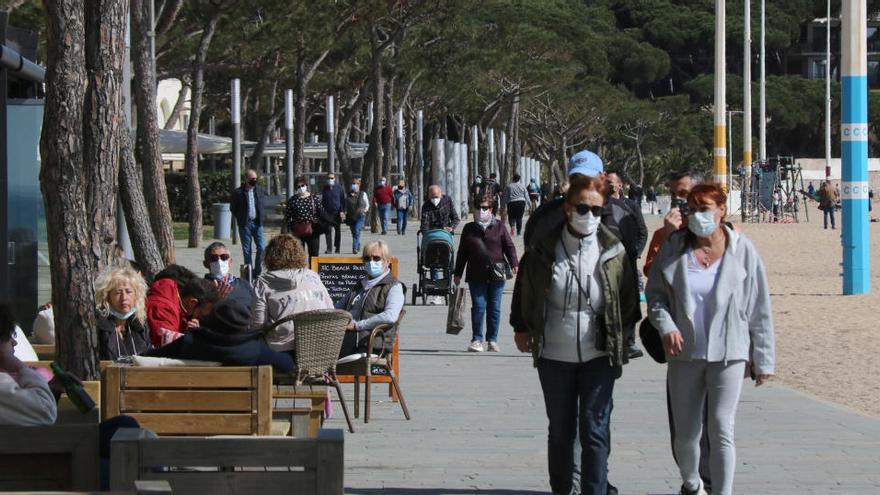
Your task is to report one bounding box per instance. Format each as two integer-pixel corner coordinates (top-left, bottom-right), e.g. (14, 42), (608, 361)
(346, 489), (548, 495)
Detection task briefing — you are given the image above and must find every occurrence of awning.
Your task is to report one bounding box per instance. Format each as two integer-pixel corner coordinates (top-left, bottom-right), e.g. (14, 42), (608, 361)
(158, 129), (368, 160)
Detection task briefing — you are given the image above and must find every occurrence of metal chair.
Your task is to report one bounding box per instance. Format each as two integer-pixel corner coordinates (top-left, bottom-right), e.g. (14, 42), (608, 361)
(336, 310), (411, 423)
(264, 309), (356, 433)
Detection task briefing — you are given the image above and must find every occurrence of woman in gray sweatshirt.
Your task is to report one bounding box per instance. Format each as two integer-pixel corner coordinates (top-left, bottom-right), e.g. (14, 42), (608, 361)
(646, 183), (774, 495)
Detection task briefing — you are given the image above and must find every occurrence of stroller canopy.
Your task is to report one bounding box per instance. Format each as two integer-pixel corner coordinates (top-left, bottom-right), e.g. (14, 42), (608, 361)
(420, 229), (455, 252)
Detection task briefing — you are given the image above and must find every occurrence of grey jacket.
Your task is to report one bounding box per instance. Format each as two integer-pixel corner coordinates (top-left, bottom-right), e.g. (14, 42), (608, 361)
(503, 181), (528, 205)
(250, 268), (334, 352)
(645, 226), (775, 375)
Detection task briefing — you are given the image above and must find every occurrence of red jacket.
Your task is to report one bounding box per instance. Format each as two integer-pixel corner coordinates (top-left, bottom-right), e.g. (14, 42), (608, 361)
(146, 278), (188, 347)
(373, 185), (394, 205)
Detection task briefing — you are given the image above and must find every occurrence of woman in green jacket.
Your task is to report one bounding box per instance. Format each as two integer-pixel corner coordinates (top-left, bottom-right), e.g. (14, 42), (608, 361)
(513, 174), (641, 495)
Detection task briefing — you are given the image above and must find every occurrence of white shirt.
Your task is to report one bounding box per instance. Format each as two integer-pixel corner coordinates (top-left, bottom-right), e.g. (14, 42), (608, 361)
(686, 249), (722, 360)
(246, 187), (257, 220)
(13, 326), (38, 362)
(542, 228), (606, 363)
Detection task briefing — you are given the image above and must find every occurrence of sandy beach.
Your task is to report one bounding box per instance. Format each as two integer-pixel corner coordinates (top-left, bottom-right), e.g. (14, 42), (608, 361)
(644, 213), (880, 418)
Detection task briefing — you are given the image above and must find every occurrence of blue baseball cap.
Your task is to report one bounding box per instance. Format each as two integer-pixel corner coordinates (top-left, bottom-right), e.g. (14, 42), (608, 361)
(567, 150), (603, 177)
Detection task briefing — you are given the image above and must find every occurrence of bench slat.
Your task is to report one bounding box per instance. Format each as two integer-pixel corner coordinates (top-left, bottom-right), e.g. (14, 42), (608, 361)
(130, 413), (255, 436)
(136, 437), (320, 467)
(121, 368), (256, 389)
(141, 471), (317, 495)
(121, 390), (254, 412)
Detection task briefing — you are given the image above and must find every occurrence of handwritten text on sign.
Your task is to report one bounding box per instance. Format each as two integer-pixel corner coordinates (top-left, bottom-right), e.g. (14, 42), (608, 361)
(311, 256), (399, 304)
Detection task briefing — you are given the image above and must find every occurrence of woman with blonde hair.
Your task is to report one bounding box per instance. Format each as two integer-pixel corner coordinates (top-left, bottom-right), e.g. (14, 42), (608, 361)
(250, 234), (333, 353)
(95, 267), (152, 361)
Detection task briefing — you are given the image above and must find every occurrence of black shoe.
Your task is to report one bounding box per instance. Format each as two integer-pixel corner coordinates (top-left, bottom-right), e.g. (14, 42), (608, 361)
(627, 346), (644, 359)
(335, 248), (340, 254)
(381, 231), (387, 235)
(324, 249), (332, 254)
(679, 482), (707, 495)
(607, 481), (618, 495)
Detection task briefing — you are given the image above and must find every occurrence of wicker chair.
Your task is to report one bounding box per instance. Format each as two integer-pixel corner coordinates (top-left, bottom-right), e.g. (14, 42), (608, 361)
(264, 309), (355, 433)
(335, 310), (411, 423)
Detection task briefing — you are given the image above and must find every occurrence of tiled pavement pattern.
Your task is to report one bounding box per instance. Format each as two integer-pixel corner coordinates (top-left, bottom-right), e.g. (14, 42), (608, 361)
(173, 216), (880, 495)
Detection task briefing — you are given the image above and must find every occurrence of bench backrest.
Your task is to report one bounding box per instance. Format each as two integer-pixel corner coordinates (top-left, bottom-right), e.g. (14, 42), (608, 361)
(111, 427), (344, 495)
(101, 365), (272, 436)
(31, 344), (55, 360)
(0, 424), (99, 491)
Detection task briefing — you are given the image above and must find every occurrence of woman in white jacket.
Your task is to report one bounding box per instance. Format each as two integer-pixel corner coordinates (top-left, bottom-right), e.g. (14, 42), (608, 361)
(0, 305), (56, 426)
(646, 183), (774, 495)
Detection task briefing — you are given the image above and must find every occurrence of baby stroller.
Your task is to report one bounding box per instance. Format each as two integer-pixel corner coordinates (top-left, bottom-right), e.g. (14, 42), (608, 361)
(412, 229), (456, 305)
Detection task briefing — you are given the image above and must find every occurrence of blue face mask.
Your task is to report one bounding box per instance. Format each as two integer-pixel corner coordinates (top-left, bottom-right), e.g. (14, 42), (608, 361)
(688, 210), (718, 237)
(364, 260), (384, 278)
(109, 307), (137, 320)
(351, 184), (358, 192)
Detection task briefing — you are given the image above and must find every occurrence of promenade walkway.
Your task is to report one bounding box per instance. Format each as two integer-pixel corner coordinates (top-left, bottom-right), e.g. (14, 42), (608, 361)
(174, 215), (880, 495)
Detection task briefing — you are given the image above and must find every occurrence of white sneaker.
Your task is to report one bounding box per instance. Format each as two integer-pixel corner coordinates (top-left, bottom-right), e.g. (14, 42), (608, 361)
(467, 341), (484, 352)
(487, 342), (500, 352)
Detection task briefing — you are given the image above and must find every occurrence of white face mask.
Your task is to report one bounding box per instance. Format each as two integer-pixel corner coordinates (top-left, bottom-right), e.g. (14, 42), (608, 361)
(380, 180), (386, 186)
(297, 185), (307, 195)
(569, 211), (601, 236)
(477, 208), (493, 224)
(209, 259), (230, 278)
(688, 210), (719, 237)
(327, 179), (335, 186)
(431, 197), (441, 206)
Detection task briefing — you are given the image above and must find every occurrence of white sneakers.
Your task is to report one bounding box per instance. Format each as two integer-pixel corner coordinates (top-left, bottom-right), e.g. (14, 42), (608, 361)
(468, 341), (501, 352)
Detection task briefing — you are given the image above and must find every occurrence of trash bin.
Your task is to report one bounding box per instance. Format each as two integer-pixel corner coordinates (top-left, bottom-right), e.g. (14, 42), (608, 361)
(212, 203), (232, 240)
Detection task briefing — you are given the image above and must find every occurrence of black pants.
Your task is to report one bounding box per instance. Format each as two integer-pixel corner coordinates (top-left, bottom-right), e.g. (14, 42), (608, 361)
(300, 232), (320, 259)
(324, 218), (342, 252)
(507, 200), (526, 234)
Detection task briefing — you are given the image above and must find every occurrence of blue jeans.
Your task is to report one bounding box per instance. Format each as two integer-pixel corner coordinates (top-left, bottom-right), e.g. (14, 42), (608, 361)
(396, 208), (408, 234)
(350, 215), (365, 252)
(238, 220), (264, 276)
(537, 357), (616, 495)
(468, 280), (505, 343)
(378, 203), (391, 233)
(823, 206), (836, 229)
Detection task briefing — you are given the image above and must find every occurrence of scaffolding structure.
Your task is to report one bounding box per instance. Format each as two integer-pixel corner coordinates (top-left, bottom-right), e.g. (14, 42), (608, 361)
(741, 156), (809, 223)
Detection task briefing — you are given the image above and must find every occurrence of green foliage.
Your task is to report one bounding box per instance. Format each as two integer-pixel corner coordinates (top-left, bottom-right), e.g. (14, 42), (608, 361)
(164, 172), (239, 224)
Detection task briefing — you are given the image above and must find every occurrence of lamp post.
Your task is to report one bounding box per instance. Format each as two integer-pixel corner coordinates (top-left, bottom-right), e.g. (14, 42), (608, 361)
(714, 0), (728, 189)
(231, 78), (241, 244)
(744, 0), (753, 195)
(284, 89), (294, 199)
(840, 0), (870, 294)
(759, 0), (767, 161)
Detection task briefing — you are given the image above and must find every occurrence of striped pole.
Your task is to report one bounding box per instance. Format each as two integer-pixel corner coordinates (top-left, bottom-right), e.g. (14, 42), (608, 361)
(841, 0), (870, 294)
(743, 0), (753, 194)
(714, 0), (728, 189)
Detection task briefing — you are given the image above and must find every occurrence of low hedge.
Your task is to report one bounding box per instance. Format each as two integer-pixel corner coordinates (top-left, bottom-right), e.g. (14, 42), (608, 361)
(165, 172), (264, 224)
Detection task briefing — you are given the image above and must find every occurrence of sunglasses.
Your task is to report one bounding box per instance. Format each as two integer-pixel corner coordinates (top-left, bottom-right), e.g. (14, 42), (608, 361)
(477, 205), (492, 211)
(362, 255), (383, 262)
(570, 204), (604, 217)
(207, 253), (230, 262)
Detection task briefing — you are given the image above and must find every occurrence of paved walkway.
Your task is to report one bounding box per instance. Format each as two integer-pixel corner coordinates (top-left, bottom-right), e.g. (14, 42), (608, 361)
(173, 216), (880, 495)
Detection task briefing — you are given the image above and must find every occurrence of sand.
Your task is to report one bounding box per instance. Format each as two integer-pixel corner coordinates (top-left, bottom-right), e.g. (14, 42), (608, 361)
(643, 213), (880, 418)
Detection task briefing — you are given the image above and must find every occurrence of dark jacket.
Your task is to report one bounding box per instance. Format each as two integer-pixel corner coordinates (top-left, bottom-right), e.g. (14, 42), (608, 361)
(230, 185), (267, 226)
(205, 275), (254, 310)
(454, 220), (519, 283)
(145, 326), (294, 373)
(419, 195), (460, 233)
(321, 183), (346, 214)
(602, 197), (648, 259)
(512, 224), (641, 369)
(338, 272), (401, 352)
(97, 313), (152, 361)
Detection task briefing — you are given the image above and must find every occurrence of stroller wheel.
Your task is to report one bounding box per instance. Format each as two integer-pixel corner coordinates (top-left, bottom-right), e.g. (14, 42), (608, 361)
(411, 283), (418, 305)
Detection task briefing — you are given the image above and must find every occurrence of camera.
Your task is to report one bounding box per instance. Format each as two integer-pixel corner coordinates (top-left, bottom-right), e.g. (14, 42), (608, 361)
(670, 197), (688, 215)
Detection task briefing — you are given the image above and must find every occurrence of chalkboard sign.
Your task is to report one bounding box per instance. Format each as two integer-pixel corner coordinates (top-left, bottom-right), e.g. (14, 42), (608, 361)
(311, 256), (399, 304)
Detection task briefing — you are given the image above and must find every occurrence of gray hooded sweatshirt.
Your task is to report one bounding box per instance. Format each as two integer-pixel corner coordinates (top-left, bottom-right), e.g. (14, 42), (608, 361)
(249, 268), (334, 352)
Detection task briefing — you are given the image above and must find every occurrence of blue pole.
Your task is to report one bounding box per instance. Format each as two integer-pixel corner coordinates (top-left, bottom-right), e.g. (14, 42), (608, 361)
(841, 0), (870, 294)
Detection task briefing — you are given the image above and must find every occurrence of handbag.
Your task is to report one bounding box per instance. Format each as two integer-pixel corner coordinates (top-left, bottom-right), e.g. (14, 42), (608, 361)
(291, 222), (313, 238)
(474, 228), (512, 282)
(639, 317), (666, 364)
(446, 286), (467, 335)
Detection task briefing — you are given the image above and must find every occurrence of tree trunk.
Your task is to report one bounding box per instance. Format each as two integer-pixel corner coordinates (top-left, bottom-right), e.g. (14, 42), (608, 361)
(250, 106), (283, 169)
(132, 0), (175, 265)
(119, 129), (165, 280)
(40, 0), (97, 380)
(366, 37), (384, 233)
(382, 78), (395, 179)
(293, 71), (308, 177)
(184, 10), (221, 248)
(163, 79), (188, 129)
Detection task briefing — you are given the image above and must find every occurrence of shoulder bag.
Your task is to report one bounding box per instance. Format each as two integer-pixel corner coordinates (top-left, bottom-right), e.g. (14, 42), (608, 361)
(473, 227), (511, 282)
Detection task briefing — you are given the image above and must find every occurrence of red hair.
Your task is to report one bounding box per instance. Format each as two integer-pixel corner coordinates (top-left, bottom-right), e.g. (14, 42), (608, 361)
(566, 174), (607, 203)
(688, 183), (727, 209)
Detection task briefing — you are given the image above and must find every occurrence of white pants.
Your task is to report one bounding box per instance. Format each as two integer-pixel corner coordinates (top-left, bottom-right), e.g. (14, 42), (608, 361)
(668, 360), (746, 495)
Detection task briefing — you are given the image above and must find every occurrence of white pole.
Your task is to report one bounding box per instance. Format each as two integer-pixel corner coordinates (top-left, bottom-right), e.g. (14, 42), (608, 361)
(500, 131), (507, 179)
(744, 0), (753, 195)
(326, 95), (335, 174)
(285, 89), (294, 198)
(444, 141), (455, 203)
(714, 0), (728, 188)
(396, 108), (405, 182)
(416, 111), (424, 209)
(487, 128), (496, 175)
(825, 0), (832, 179)
(231, 78), (241, 244)
(432, 138), (445, 190)
(759, 0), (767, 160)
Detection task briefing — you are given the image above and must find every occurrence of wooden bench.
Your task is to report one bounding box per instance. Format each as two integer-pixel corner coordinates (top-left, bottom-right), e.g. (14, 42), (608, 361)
(110, 427), (344, 495)
(271, 381), (328, 438)
(31, 344), (56, 360)
(101, 365), (273, 436)
(0, 424), (99, 491)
